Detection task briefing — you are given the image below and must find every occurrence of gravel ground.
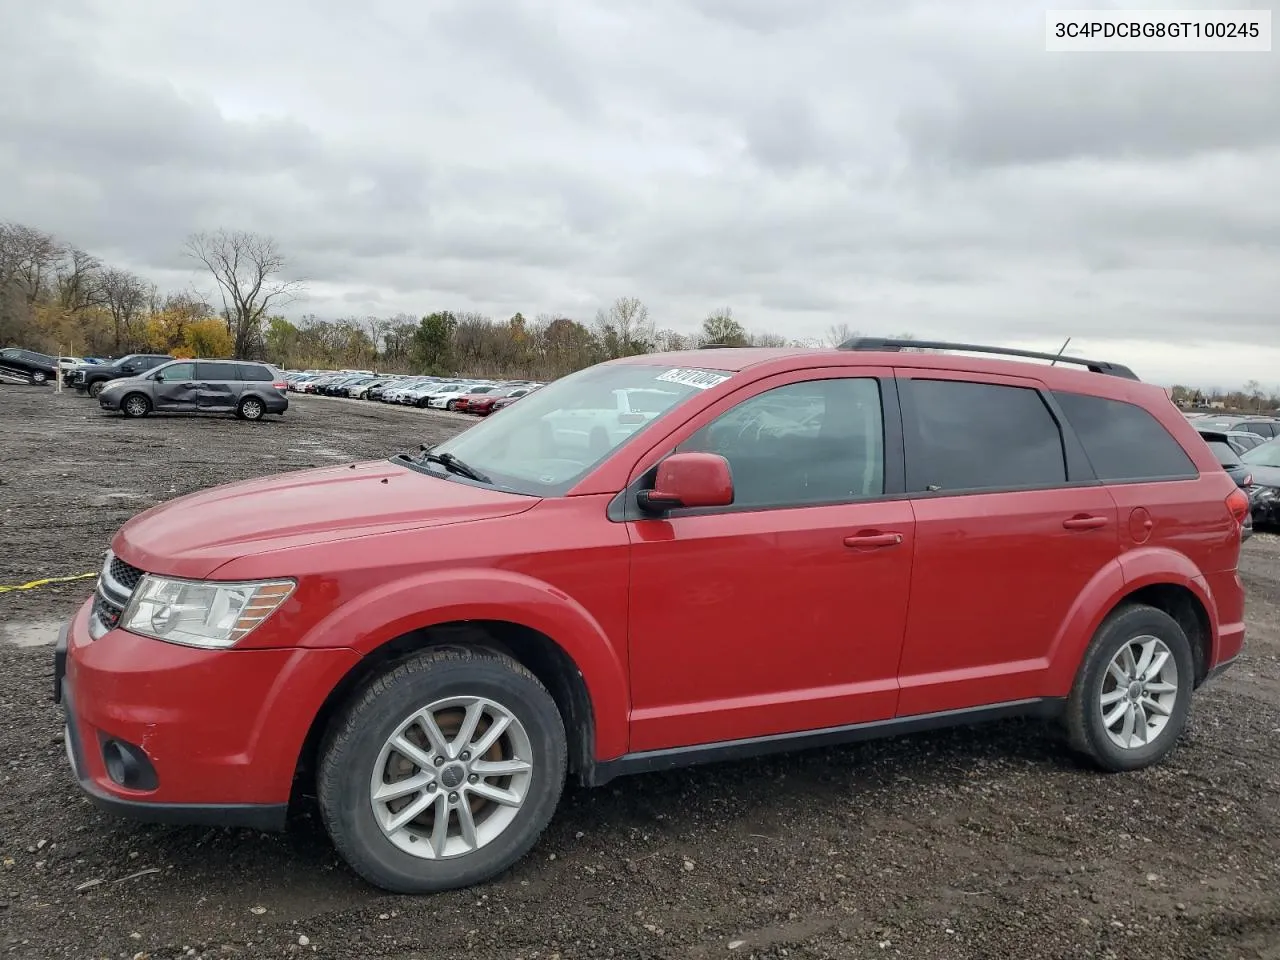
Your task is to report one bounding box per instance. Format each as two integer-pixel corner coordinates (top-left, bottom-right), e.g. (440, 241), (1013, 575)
(3, 383), (1280, 960)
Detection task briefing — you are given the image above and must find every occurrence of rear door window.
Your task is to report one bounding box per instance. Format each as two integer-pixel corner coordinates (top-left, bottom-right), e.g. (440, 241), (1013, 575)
(903, 379), (1066, 492)
(196, 361), (242, 381)
(1052, 391), (1198, 482)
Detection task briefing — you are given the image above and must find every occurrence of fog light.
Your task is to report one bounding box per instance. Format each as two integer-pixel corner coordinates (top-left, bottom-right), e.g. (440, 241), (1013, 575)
(100, 737), (158, 791)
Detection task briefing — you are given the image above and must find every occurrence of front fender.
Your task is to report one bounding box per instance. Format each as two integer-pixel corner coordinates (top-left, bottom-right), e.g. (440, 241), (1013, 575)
(299, 569), (629, 760)
(1044, 547), (1214, 694)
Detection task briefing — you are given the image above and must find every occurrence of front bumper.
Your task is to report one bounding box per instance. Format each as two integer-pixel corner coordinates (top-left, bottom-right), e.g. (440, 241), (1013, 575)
(97, 392), (122, 411)
(1249, 488), (1279, 527)
(55, 599), (360, 830)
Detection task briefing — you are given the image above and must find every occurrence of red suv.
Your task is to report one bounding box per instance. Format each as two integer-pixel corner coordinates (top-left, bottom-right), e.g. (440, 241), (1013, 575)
(54, 339), (1248, 894)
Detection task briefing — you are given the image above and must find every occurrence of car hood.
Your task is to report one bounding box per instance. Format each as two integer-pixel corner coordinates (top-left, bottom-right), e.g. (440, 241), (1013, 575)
(98, 374), (149, 390)
(112, 458), (539, 579)
(1245, 464), (1280, 488)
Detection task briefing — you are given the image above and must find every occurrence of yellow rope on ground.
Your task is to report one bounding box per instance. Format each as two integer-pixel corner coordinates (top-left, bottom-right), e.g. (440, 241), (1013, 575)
(0, 573), (97, 594)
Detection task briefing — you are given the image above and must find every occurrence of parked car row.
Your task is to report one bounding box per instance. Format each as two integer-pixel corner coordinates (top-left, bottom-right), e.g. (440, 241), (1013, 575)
(279, 370), (545, 416)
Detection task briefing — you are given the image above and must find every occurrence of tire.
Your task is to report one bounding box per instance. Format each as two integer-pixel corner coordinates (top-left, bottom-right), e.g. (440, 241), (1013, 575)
(31, 371), (48, 385)
(415, 398), (431, 409)
(87, 380), (107, 398)
(237, 396), (265, 421)
(446, 400), (458, 411)
(121, 393), (151, 418)
(317, 646), (568, 894)
(1065, 604), (1194, 772)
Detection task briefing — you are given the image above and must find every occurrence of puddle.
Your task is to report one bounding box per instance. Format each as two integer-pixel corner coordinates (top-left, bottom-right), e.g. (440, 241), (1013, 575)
(0, 619), (62, 647)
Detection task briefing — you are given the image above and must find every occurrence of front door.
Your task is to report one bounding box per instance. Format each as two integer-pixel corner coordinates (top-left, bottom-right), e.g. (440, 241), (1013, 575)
(194, 361), (241, 411)
(893, 372), (1122, 715)
(152, 362), (197, 411)
(625, 370), (916, 753)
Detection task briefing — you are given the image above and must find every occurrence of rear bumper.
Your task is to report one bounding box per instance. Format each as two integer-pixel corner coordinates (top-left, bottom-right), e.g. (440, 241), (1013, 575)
(264, 394), (289, 414)
(55, 600), (360, 830)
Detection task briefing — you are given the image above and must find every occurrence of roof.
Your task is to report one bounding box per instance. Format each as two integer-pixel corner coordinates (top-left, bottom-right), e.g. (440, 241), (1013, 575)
(606, 345), (1157, 400)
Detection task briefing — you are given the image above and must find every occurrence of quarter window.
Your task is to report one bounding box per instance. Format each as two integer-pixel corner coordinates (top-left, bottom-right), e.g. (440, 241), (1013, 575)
(238, 364), (273, 382)
(906, 380), (1066, 492)
(1053, 391), (1197, 481)
(676, 378), (885, 508)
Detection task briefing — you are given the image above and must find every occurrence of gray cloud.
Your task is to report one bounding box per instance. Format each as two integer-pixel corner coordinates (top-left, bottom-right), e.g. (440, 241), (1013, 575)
(1, 0), (1278, 386)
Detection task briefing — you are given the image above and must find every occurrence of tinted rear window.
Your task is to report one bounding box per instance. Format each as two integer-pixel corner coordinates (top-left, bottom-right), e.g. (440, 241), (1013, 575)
(1053, 391), (1198, 482)
(238, 364), (274, 381)
(1205, 441), (1241, 466)
(906, 379), (1066, 492)
(197, 362), (242, 380)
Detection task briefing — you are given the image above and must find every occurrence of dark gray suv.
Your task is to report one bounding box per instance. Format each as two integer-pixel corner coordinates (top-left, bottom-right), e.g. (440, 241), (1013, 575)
(97, 359), (290, 421)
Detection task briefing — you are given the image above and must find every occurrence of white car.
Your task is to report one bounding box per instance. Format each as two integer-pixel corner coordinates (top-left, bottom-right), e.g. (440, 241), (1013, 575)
(539, 387), (680, 454)
(425, 383), (485, 409)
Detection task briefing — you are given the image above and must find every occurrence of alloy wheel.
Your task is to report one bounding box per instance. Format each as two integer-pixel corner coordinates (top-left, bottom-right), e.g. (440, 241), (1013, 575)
(1099, 635), (1179, 749)
(369, 696), (534, 860)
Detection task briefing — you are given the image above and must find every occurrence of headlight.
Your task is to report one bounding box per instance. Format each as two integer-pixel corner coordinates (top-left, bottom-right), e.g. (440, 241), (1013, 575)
(121, 576), (296, 649)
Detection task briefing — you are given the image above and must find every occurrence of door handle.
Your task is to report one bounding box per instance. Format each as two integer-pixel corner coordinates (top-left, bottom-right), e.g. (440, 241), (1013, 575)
(1063, 515), (1108, 530)
(843, 532), (904, 548)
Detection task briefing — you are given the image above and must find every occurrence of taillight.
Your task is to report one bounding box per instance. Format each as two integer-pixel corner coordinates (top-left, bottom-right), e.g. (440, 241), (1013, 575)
(1226, 487), (1250, 526)
(273, 380), (287, 390)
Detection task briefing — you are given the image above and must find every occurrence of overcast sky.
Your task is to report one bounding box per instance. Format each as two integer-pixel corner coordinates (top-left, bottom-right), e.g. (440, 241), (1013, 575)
(1, 0), (1276, 388)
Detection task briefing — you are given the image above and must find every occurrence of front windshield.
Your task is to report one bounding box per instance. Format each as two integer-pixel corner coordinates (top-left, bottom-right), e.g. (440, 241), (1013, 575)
(417, 362), (733, 495)
(1241, 439), (1280, 468)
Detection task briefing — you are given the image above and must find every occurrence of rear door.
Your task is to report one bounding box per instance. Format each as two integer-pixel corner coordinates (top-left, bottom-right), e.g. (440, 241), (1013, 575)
(152, 362), (198, 411)
(194, 361), (241, 411)
(894, 371), (1121, 715)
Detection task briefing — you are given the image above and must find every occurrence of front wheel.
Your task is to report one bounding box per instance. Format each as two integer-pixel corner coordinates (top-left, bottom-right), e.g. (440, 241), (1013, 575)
(237, 397), (265, 421)
(317, 646), (567, 894)
(31, 371), (48, 385)
(121, 393), (151, 418)
(87, 380), (106, 398)
(1065, 604), (1194, 772)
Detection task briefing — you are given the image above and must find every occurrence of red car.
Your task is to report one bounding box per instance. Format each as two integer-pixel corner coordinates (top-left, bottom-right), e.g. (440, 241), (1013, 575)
(55, 338), (1248, 894)
(465, 385), (537, 416)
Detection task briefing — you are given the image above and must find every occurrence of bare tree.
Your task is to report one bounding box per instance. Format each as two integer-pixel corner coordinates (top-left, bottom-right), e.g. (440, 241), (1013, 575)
(100, 267), (154, 351)
(184, 229), (305, 358)
(824, 322), (856, 347)
(55, 247), (106, 317)
(593, 296), (654, 358)
(0, 222), (63, 304)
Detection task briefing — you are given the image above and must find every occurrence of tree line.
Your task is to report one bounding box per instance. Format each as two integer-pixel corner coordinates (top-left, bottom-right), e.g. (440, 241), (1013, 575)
(3, 222), (896, 382)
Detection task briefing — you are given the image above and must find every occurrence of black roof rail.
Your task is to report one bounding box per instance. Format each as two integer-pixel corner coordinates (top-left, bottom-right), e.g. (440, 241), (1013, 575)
(838, 337), (1139, 381)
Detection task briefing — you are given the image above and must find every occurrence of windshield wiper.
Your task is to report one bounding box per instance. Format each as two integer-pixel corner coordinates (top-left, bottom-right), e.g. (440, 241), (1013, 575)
(416, 445), (492, 484)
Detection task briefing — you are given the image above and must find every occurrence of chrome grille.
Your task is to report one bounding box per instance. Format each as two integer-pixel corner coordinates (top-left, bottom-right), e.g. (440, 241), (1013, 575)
(109, 556), (144, 591)
(90, 549), (146, 640)
(92, 593), (123, 632)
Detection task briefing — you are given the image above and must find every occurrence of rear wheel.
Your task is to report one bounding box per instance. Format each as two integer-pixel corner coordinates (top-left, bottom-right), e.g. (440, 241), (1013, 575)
(317, 646), (567, 894)
(121, 393), (151, 418)
(1065, 604), (1194, 772)
(237, 396), (265, 421)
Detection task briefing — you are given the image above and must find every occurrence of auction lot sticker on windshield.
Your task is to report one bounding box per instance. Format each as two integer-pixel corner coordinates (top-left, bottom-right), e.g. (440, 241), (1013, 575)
(655, 368), (731, 390)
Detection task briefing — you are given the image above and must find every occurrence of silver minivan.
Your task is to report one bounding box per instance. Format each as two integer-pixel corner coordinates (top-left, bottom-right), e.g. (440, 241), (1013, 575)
(96, 359), (290, 421)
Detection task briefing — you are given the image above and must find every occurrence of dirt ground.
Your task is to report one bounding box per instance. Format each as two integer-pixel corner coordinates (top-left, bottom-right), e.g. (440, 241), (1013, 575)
(3, 384), (1280, 960)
